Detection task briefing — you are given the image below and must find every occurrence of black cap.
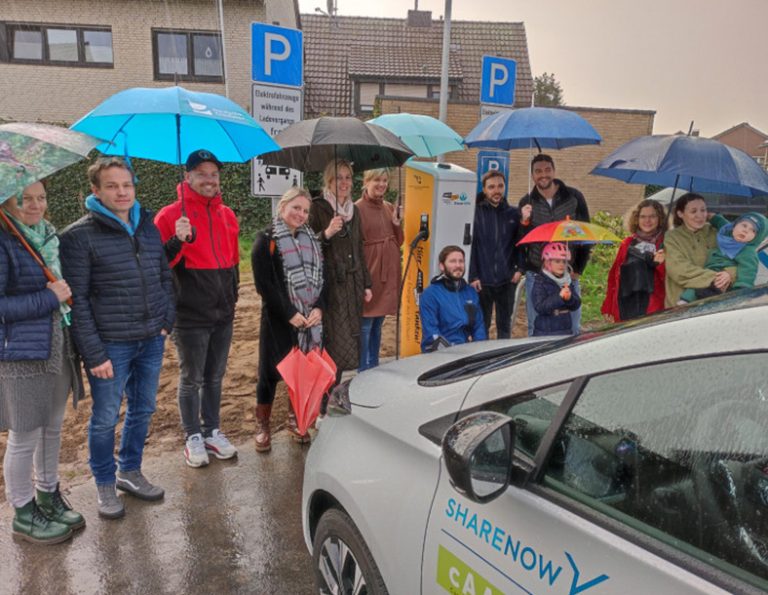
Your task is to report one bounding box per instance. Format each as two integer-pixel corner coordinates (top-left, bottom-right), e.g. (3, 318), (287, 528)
(185, 149), (222, 172)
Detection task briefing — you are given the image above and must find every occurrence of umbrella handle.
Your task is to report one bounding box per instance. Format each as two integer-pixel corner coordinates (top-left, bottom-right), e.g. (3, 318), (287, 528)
(0, 209), (73, 305)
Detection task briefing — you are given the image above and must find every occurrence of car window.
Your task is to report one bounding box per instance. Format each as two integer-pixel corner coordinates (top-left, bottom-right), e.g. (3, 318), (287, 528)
(482, 382), (570, 459)
(539, 353), (768, 591)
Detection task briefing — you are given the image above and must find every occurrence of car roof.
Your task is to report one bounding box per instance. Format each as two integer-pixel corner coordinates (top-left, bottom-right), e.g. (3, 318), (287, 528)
(421, 285), (768, 386)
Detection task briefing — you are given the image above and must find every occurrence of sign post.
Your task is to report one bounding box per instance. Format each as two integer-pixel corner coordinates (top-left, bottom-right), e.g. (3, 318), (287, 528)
(479, 55), (516, 121)
(251, 23), (304, 201)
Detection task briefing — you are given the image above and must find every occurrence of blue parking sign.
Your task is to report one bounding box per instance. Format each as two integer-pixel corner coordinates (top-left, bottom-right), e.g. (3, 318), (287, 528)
(476, 151), (510, 196)
(251, 23), (303, 87)
(480, 56), (516, 106)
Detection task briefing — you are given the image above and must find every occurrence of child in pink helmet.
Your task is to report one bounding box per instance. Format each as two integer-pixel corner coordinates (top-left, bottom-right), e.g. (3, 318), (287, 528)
(530, 242), (581, 336)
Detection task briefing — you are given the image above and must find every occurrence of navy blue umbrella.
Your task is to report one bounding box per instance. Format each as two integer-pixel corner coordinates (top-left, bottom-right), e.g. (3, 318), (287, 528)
(591, 134), (768, 198)
(464, 107), (601, 151)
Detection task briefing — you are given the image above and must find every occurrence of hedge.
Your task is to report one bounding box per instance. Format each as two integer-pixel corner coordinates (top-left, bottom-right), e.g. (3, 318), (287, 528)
(43, 156), (380, 233)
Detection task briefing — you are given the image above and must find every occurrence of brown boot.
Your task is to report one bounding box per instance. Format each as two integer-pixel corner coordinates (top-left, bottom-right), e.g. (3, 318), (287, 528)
(255, 404), (272, 453)
(287, 410), (311, 444)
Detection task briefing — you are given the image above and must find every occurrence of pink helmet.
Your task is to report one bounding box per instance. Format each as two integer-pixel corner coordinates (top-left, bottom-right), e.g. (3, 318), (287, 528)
(541, 242), (571, 262)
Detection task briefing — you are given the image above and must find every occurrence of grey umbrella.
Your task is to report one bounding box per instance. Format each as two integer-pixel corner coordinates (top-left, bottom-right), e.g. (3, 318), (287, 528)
(257, 116), (414, 172)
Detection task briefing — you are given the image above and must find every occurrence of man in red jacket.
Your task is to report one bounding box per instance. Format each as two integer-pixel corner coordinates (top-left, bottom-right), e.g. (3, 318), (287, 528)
(155, 150), (239, 468)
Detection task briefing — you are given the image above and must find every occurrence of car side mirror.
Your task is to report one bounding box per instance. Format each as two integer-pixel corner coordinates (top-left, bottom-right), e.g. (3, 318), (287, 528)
(442, 412), (515, 504)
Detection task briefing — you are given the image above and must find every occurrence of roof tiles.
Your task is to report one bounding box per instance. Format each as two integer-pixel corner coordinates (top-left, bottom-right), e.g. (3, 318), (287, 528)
(302, 14), (533, 117)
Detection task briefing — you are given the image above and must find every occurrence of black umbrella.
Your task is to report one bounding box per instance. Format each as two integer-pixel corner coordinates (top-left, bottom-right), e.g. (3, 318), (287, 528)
(257, 116), (414, 172)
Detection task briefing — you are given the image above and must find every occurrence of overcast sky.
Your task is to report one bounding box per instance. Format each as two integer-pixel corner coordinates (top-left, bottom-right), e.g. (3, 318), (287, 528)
(299, 0), (767, 137)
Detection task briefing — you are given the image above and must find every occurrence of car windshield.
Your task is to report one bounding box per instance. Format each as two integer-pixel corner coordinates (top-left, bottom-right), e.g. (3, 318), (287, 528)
(418, 285), (768, 386)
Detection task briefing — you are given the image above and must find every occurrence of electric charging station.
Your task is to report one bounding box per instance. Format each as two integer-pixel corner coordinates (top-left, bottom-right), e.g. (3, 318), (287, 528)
(399, 161), (477, 357)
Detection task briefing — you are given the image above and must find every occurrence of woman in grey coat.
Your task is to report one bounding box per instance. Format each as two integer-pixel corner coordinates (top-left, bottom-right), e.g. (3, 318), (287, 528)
(1, 181), (85, 544)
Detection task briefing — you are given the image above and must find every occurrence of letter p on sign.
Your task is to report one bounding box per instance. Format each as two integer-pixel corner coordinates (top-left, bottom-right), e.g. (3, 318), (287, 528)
(264, 33), (290, 76)
(481, 56), (516, 107)
(252, 23), (303, 88)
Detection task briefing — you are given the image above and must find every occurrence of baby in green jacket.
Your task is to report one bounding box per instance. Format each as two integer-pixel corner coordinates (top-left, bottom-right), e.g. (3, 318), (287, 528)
(680, 212), (768, 303)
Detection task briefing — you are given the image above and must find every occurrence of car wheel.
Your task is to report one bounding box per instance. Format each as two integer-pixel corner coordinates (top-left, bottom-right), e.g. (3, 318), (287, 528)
(313, 508), (389, 595)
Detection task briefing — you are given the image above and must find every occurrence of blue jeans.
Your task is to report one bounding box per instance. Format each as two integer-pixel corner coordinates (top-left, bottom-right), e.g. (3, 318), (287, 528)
(525, 273), (581, 336)
(359, 316), (384, 372)
(87, 334), (166, 485)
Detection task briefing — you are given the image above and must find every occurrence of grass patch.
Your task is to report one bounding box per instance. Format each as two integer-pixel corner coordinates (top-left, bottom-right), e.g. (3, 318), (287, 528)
(578, 211), (625, 326)
(239, 232), (256, 274)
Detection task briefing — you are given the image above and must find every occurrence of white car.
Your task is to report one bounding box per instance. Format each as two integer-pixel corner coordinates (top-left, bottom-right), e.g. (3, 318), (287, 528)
(303, 288), (768, 595)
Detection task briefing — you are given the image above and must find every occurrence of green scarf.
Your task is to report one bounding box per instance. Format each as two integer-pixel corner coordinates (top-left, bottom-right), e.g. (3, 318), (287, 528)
(8, 214), (71, 324)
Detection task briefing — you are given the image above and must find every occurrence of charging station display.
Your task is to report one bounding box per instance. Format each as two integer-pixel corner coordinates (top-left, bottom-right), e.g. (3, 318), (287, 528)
(400, 162), (477, 357)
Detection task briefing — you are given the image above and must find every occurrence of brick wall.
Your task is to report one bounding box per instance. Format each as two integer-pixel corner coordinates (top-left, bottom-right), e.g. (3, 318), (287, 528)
(380, 97), (655, 217)
(0, 0), (267, 124)
(713, 125), (768, 157)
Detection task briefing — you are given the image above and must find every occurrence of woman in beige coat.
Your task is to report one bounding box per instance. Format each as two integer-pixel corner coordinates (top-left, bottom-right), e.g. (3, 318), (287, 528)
(355, 168), (403, 371)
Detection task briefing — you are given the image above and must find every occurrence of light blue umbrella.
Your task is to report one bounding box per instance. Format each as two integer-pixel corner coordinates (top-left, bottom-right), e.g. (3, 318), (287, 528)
(71, 86), (279, 165)
(367, 113), (464, 158)
(591, 134), (768, 198)
(464, 107), (601, 151)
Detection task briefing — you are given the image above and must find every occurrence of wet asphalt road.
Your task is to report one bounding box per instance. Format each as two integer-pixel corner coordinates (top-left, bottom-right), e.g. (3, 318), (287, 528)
(0, 434), (316, 595)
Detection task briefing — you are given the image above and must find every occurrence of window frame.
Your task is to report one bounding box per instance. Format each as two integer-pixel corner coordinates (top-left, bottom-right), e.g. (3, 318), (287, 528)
(1, 22), (113, 68)
(151, 28), (224, 83)
(352, 78), (458, 116)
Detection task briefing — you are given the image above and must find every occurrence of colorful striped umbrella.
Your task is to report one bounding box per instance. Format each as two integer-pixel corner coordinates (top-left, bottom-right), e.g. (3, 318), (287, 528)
(517, 217), (621, 245)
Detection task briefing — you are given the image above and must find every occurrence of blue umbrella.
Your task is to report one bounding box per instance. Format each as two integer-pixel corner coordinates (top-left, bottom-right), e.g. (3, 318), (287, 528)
(464, 107), (601, 151)
(367, 113), (464, 158)
(591, 134), (768, 198)
(71, 86), (278, 165)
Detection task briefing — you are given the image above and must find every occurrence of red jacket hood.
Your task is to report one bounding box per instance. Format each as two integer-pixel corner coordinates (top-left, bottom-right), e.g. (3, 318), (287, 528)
(176, 181), (223, 207)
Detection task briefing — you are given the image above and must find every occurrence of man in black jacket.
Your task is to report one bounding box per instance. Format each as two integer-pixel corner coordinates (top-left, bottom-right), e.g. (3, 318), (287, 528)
(60, 157), (175, 520)
(519, 154), (590, 335)
(468, 170), (523, 339)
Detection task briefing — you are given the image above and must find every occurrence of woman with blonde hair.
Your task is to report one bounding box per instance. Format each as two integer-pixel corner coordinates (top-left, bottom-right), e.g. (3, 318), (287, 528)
(252, 187), (326, 451)
(1, 181), (85, 543)
(355, 168), (402, 371)
(309, 159), (372, 373)
(602, 199), (667, 322)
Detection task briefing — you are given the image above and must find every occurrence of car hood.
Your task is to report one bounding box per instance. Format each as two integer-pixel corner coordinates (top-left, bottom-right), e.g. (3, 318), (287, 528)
(350, 338), (551, 409)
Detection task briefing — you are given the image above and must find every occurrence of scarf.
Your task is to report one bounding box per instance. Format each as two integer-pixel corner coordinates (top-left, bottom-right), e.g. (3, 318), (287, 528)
(716, 223), (748, 260)
(272, 216), (324, 352)
(634, 229), (662, 244)
(361, 188), (384, 205)
(323, 190), (355, 223)
(85, 194), (141, 236)
(6, 214), (71, 323)
(542, 269), (572, 289)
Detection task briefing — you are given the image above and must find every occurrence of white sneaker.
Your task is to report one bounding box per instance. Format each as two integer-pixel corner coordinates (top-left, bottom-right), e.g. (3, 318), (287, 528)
(204, 429), (238, 460)
(184, 433), (210, 468)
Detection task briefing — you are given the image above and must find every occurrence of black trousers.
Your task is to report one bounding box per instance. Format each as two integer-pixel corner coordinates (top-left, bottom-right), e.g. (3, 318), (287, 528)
(479, 282), (515, 339)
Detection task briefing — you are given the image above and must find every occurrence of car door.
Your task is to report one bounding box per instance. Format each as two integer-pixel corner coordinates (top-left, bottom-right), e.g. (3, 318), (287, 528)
(421, 352), (768, 595)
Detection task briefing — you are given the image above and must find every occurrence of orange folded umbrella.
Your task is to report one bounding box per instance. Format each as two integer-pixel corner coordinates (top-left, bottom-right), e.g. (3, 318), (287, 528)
(277, 346), (337, 436)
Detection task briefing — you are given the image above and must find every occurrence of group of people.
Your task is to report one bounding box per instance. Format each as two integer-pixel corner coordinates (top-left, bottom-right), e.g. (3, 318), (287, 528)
(420, 153), (591, 348)
(419, 153), (768, 350)
(0, 150), (245, 541)
(0, 153), (405, 543)
(252, 160), (402, 451)
(2, 146), (766, 546)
